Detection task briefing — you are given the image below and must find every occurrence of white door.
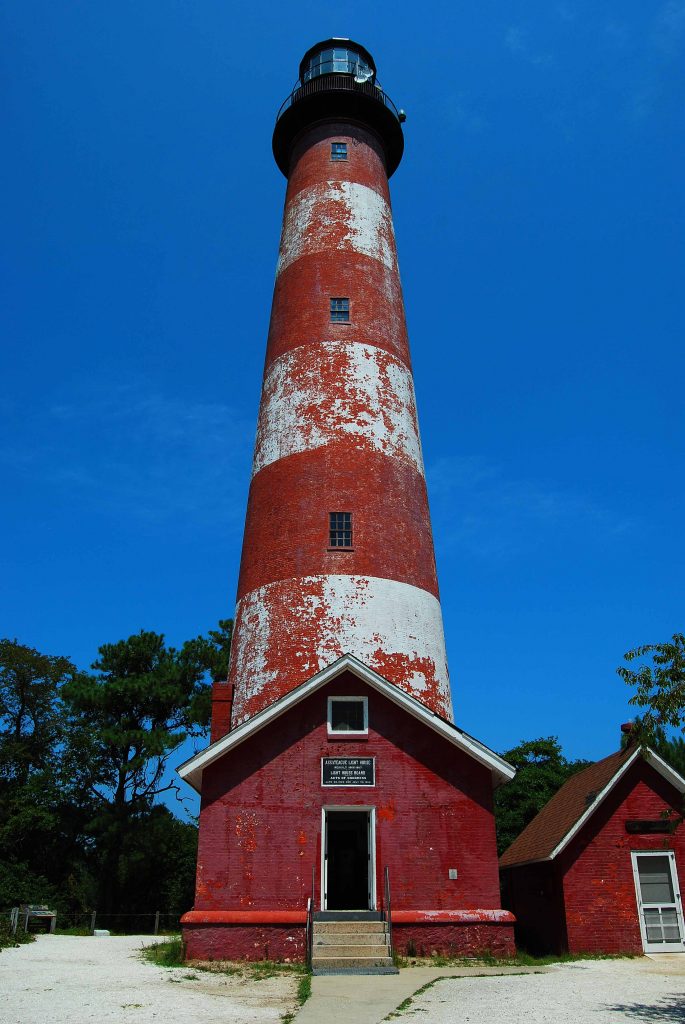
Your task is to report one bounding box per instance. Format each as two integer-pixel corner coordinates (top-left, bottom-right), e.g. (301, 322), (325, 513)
(321, 808), (376, 911)
(631, 851), (685, 952)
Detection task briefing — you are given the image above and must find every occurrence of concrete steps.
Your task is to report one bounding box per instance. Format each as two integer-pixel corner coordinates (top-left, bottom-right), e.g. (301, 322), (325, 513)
(311, 917), (398, 975)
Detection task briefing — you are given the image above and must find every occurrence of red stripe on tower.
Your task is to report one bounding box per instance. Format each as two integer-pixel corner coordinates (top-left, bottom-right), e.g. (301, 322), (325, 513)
(227, 43), (453, 727)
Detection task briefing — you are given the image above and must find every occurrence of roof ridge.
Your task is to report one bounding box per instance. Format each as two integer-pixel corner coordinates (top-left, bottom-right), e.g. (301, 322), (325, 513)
(499, 746), (634, 868)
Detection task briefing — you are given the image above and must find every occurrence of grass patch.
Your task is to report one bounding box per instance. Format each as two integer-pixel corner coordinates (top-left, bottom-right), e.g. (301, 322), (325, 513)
(0, 919), (36, 951)
(141, 936), (185, 967)
(386, 980), (437, 1019)
(187, 958), (308, 980)
(282, 971), (312, 1022)
(386, 974), (535, 1019)
(508, 950), (635, 967)
(399, 949), (636, 970)
(297, 973), (312, 1004)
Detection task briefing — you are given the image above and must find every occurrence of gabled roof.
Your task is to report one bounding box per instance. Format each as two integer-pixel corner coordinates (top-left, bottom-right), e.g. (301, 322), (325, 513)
(178, 654), (515, 793)
(500, 745), (685, 868)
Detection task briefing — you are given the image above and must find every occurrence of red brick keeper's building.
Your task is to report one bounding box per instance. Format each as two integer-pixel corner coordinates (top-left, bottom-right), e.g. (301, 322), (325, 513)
(500, 744), (685, 956)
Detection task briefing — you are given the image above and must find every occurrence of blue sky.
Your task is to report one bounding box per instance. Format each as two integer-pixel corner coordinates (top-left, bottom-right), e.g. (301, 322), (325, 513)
(2, 2), (683, 813)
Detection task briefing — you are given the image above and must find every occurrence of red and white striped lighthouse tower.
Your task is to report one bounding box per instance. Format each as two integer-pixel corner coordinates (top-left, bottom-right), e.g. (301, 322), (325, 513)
(180, 41), (516, 963)
(228, 38), (453, 727)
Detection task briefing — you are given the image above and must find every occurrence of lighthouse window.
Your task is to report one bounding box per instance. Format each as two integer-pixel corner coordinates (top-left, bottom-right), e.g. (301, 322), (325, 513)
(330, 297), (350, 322)
(329, 511), (353, 548)
(331, 142), (348, 161)
(328, 696), (368, 735)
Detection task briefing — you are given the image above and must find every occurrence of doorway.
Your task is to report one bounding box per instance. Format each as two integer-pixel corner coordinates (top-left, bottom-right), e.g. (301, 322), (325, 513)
(631, 851), (685, 952)
(323, 809), (375, 911)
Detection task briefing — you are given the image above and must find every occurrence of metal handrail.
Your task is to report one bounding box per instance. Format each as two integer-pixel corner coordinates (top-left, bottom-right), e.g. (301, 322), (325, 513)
(305, 864), (315, 968)
(384, 865), (393, 959)
(276, 73), (401, 124)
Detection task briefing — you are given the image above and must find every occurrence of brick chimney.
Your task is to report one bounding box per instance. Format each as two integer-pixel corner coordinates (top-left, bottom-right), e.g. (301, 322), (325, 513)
(210, 681), (234, 743)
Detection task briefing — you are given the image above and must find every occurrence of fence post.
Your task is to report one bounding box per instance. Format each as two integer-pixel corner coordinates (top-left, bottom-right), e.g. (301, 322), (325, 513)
(10, 907), (18, 937)
(90, 911), (96, 936)
(154, 911), (160, 936)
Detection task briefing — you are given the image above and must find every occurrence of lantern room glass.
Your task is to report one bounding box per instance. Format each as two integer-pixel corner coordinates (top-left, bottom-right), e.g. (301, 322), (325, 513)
(302, 45), (374, 83)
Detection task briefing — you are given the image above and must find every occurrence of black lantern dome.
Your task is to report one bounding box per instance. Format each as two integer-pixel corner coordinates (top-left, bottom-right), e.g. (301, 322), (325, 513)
(273, 38), (405, 178)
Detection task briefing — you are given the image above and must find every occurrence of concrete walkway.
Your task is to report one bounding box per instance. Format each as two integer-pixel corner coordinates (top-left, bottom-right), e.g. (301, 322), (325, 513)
(296, 965), (549, 1024)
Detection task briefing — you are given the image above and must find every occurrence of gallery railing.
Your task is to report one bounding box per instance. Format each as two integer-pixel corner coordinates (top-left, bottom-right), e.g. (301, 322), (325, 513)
(276, 74), (402, 124)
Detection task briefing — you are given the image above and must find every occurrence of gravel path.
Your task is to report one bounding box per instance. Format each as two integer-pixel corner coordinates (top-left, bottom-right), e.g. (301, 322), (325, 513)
(0, 935), (298, 1024)
(391, 957), (685, 1023)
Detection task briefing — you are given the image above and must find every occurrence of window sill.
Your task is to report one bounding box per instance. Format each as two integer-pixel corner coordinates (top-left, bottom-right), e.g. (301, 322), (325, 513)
(327, 733), (369, 742)
(327, 547), (354, 552)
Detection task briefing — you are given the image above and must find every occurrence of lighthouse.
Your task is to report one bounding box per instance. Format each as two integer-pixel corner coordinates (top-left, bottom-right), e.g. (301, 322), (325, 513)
(180, 39), (515, 967)
(229, 38), (451, 727)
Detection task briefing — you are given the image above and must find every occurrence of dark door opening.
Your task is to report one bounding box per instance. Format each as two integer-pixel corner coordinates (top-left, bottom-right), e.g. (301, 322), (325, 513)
(325, 811), (370, 910)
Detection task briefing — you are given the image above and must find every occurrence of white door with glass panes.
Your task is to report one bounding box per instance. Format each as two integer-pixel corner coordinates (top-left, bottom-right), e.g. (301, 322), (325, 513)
(631, 851), (685, 952)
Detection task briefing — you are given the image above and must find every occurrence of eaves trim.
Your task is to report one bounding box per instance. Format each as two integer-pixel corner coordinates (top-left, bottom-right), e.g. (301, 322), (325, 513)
(501, 747), (685, 869)
(177, 653), (515, 792)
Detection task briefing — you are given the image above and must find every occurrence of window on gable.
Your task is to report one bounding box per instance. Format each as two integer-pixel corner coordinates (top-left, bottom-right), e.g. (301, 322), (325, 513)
(329, 511), (352, 548)
(331, 142), (348, 161)
(330, 297), (350, 322)
(328, 696), (368, 734)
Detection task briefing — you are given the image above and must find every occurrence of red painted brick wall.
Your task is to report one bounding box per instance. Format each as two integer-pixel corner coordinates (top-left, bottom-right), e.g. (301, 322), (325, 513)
(184, 925), (305, 963)
(502, 758), (685, 955)
(393, 923), (515, 959)
(560, 759), (685, 954)
(186, 671), (506, 957)
(500, 861), (567, 955)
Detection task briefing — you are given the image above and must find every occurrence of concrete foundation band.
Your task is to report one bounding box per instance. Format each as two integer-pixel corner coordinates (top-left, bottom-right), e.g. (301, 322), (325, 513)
(182, 922), (516, 962)
(228, 574), (452, 725)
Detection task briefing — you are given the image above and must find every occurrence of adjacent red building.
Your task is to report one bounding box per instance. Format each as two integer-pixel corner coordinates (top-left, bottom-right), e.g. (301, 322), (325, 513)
(500, 744), (685, 955)
(178, 39), (515, 966)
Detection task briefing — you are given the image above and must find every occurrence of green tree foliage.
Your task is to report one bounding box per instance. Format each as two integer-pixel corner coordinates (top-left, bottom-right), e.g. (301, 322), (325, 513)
(655, 734), (685, 777)
(0, 622), (231, 920)
(0, 639), (75, 783)
(0, 641), (83, 909)
(618, 633), (685, 744)
(622, 725), (685, 778)
(63, 630), (213, 812)
(495, 737), (590, 856)
(61, 623), (230, 912)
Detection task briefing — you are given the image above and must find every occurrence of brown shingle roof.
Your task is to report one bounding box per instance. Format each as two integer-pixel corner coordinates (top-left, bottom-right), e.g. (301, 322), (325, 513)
(499, 747), (635, 868)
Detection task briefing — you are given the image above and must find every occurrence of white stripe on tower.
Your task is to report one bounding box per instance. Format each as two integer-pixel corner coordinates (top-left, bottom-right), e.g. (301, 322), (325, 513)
(277, 181), (398, 276)
(230, 574), (452, 726)
(253, 341), (424, 476)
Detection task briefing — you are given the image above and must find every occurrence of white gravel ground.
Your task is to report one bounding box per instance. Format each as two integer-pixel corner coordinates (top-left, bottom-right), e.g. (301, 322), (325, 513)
(394, 957), (685, 1023)
(0, 935), (298, 1024)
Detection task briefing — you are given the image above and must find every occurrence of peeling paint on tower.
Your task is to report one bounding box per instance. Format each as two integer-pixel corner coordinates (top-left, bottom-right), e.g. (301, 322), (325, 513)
(253, 341), (424, 475)
(229, 574), (452, 725)
(224, 71), (454, 732)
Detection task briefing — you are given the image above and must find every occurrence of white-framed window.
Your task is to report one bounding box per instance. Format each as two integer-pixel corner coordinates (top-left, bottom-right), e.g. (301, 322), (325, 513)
(327, 695), (368, 735)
